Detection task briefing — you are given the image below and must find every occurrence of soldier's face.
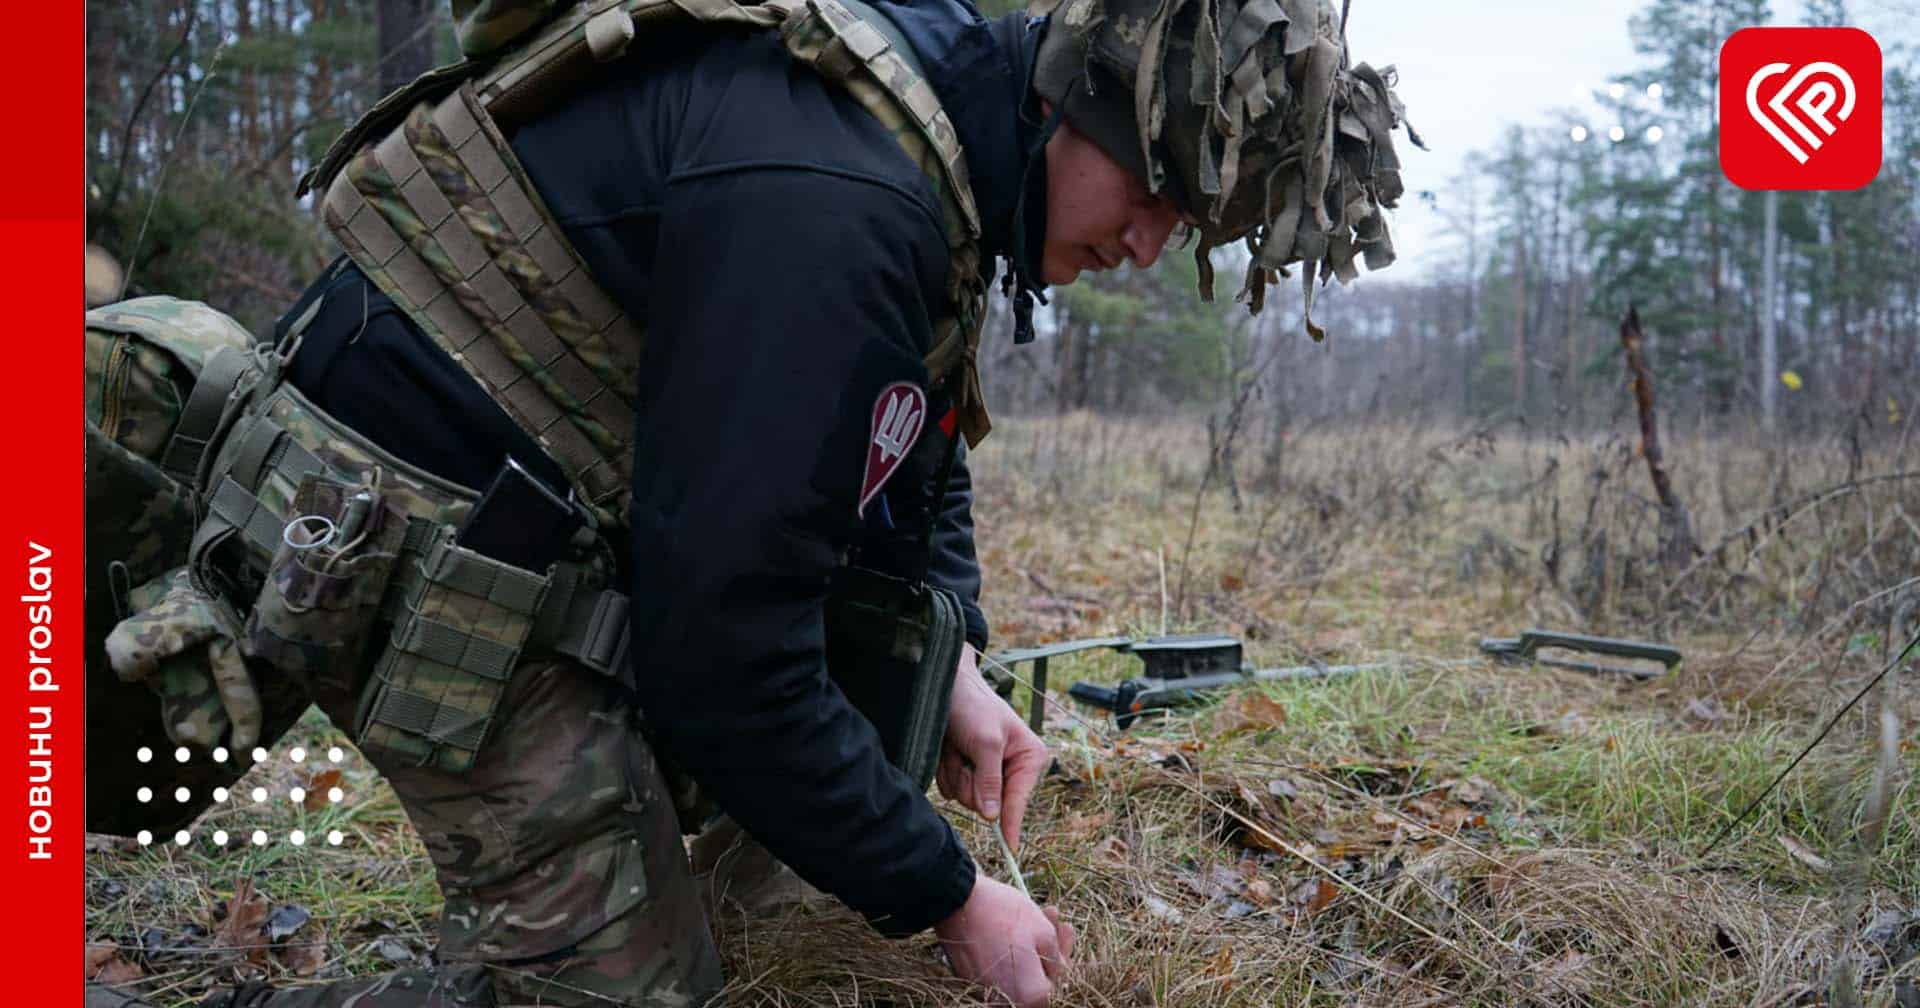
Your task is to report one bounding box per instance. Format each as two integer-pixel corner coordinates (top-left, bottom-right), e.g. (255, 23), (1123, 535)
(1040, 115), (1186, 286)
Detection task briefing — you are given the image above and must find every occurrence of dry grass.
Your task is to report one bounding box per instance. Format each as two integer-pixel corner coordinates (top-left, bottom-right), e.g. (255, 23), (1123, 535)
(88, 415), (1919, 1006)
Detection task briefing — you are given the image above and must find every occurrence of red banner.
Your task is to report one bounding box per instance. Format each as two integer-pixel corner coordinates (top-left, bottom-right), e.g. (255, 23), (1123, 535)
(1, 5), (84, 1006)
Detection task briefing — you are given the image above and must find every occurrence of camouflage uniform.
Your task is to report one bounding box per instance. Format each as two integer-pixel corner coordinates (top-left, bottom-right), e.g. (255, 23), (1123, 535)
(223, 657), (723, 1008)
(98, 366), (729, 1007)
(88, 296), (727, 1006)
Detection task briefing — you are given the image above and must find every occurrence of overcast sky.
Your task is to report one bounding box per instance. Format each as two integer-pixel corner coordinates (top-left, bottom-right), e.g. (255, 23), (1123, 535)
(1339, 0), (1918, 282)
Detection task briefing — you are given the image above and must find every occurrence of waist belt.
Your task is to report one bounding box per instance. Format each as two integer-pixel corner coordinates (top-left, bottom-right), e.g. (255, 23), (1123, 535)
(183, 352), (635, 685)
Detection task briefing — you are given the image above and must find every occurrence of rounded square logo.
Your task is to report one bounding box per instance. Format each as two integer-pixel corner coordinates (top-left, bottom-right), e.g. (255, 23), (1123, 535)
(1720, 26), (1881, 190)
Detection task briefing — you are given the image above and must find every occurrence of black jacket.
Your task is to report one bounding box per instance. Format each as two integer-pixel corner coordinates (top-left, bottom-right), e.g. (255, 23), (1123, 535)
(281, 1), (1044, 937)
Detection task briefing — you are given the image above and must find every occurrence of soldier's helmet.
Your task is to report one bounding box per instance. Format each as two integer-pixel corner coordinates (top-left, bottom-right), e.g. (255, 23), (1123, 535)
(1031, 0), (1419, 328)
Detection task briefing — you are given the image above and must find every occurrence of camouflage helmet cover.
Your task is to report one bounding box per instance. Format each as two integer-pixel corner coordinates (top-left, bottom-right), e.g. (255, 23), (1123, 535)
(451, 0), (571, 57)
(1032, 0), (1417, 332)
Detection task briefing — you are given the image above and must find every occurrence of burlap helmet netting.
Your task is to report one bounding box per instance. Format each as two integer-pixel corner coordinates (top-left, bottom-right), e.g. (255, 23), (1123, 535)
(1032, 0), (1420, 337)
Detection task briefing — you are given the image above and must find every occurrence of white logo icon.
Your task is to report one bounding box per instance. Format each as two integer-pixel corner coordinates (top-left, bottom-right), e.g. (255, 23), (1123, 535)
(1745, 61), (1857, 164)
(873, 389), (923, 463)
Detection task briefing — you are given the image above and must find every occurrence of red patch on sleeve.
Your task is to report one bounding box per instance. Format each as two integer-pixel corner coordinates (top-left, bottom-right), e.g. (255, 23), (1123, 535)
(859, 382), (926, 517)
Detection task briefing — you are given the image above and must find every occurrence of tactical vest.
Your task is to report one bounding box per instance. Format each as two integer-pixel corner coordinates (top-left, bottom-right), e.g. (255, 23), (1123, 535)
(298, 0), (994, 530)
(102, 2), (990, 784)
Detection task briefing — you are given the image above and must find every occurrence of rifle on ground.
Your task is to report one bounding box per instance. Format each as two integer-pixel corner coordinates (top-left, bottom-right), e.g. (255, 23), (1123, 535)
(989, 634), (1389, 729)
(988, 628), (1683, 730)
(1477, 629), (1681, 680)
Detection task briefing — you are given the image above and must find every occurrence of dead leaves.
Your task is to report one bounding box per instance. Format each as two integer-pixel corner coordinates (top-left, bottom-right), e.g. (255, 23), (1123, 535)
(1304, 877), (1341, 916)
(1221, 779), (1295, 854)
(85, 942), (145, 985)
(209, 879), (327, 977)
(1401, 792), (1488, 837)
(1059, 809), (1113, 841)
(1175, 861), (1281, 919)
(277, 937), (327, 977)
(212, 879), (272, 959)
(302, 769), (342, 812)
(1211, 692), (1288, 735)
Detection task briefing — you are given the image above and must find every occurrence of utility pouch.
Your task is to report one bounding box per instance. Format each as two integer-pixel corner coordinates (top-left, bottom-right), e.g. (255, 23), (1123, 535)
(354, 525), (552, 773)
(242, 472), (408, 698)
(825, 565), (966, 792)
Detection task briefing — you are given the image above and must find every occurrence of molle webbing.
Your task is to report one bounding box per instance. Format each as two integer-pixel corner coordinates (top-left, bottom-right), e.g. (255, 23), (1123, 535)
(316, 0), (994, 529)
(322, 83), (637, 524)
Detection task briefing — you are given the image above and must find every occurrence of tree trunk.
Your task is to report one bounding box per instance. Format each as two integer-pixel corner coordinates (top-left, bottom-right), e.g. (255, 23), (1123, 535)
(1707, 173), (1729, 415)
(1512, 228), (1528, 417)
(1760, 189), (1778, 429)
(239, 0), (259, 152)
(1619, 308), (1699, 569)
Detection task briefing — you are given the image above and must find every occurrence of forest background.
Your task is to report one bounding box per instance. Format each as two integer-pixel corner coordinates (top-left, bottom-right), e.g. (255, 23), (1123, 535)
(84, 0), (1920, 439)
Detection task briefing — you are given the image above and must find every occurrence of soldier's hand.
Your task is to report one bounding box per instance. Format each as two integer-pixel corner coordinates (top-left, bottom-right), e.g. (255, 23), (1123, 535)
(105, 568), (264, 751)
(938, 646), (1049, 851)
(935, 875), (1074, 1007)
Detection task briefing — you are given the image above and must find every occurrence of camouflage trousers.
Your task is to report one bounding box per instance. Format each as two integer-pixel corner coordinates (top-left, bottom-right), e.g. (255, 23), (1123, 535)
(253, 657), (723, 1008)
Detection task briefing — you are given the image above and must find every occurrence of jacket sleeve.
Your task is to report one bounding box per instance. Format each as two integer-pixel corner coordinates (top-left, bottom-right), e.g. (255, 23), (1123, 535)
(620, 165), (975, 937)
(924, 443), (989, 651)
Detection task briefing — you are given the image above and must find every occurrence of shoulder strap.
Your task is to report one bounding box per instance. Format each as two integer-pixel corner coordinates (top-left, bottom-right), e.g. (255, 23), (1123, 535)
(781, 0), (978, 240)
(311, 0), (995, 529)
(779, 0), (992, 444)
(300, 61), (484, 200)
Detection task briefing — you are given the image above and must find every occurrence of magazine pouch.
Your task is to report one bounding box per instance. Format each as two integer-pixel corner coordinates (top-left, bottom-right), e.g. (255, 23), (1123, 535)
(354, 526), (552, 773)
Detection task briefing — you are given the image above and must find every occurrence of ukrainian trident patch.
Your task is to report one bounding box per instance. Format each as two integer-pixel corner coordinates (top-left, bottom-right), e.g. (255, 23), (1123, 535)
(859, 381), (926, 517)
